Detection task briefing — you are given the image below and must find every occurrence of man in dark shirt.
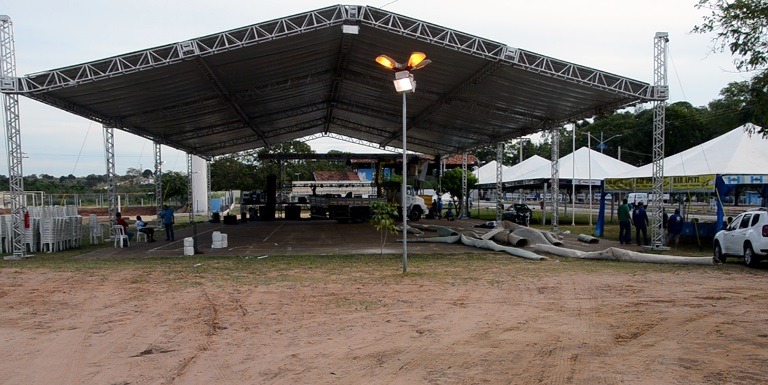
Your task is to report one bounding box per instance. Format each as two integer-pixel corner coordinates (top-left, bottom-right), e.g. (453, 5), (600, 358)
(632, 202), (649, 246)
(666, 208), (684, 248)
(617, 198), (632, 244)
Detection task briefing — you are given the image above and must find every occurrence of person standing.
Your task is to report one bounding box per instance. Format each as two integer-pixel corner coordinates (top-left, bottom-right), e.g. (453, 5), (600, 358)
(632, 202), (649, 246)
(617, 198), (632, 244)
(160, 205), (175, 241)
(135, 215), (156, 242)
(666, 208), (683, 248)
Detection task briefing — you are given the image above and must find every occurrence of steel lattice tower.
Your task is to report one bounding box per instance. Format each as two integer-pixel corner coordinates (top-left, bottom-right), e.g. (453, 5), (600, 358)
(650, 32), (669, 248)
(462, 153), (468, 218)
(154, 142), (163, 219)
(550, 125), (560, 232)
(0, 16), (26, 260)
(496, 142), (503, 222)
(104, 125), (117, 229)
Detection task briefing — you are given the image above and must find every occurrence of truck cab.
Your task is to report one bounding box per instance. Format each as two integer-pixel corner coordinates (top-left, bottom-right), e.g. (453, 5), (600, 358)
(388, 185), (428, 221)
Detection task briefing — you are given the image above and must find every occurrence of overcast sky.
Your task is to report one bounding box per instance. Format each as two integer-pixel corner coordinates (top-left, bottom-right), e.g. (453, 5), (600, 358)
(0, 0), (750, 177)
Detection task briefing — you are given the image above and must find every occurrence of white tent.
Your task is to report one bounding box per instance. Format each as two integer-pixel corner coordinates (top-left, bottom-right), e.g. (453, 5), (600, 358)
(502, 155), (550, 182)
(473, 160), (510, 185)
(513, 147), (638, 183)
(616, 124), (768, 178)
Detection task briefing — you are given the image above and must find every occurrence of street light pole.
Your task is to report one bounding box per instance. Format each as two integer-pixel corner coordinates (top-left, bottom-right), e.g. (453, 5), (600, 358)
(401, 91), (408, 273)
(376, 52), (431, 274)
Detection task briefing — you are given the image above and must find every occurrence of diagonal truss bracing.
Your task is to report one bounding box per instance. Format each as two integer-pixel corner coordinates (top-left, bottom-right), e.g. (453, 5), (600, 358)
(10, 4), (654, 103)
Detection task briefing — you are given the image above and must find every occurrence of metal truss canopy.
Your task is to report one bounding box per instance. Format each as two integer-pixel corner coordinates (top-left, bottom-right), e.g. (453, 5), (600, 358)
(7, 5), (653, 158)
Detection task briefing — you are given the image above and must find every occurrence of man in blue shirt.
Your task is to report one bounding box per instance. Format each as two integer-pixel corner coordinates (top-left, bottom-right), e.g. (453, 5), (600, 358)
(666, 208), (684, 248)
(160, 205), (175, 241)
(632, 202), (649, 246)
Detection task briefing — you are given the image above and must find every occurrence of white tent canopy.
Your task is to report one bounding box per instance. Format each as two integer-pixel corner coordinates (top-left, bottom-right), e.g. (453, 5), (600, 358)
(502, 155), (551, 182)
(473, 160), (510, 185)
(513, 147), (637, 183)
(616, 124), (767, 178)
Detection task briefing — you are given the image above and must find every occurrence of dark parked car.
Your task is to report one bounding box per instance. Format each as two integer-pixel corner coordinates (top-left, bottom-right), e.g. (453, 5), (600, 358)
(502, 203), (532, 226)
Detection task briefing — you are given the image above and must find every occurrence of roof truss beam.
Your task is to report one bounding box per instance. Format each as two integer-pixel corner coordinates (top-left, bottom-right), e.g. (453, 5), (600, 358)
(323, 29), (355, 134)
(380, 61), (502, 146)
(193, 57), (269, 147)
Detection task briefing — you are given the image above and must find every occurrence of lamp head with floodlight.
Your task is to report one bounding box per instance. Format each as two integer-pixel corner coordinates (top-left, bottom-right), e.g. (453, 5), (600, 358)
(375, 52), (431, 94)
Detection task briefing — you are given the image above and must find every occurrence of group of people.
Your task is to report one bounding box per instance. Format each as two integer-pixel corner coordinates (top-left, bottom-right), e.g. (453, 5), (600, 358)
(429, 198), (457, 221)
(113, 205), (177, 246)
(617, 199), (683, 248)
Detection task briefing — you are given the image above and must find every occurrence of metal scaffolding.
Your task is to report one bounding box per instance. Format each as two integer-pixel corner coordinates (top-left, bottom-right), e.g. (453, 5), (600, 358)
(0, 15), (25, 260)
(187, 153), (193, 222)
(154, 142), (163, 217)
(462, 153), (468, 218)
(104, 125), (117, 229)
(650, 32), (669, 248)
(550, 125), (560, 232)
(496, 142), (503, 222)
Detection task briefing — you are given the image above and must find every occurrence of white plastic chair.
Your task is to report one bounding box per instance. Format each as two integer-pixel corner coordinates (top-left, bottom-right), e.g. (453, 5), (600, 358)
(88, 214), (104, 245)
(135, 227), (148, 243)
(113, 225), (129, 248)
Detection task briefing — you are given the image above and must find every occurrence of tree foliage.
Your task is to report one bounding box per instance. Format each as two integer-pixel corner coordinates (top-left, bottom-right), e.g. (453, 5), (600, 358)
(369, 201), (399, 255)
(440, 168), (477, 214)
(161, 171), (188, 206)
(693, 0), (768, 71)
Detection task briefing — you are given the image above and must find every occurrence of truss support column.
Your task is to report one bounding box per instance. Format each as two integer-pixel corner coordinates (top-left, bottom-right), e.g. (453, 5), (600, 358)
(207, 160), (212, 220)
(496, 142), (504, 222)
(0, 15), (25, 260)
(650, 32), (669, 248)
(154, 142), (163, 220)
(186, 153), (201, 254)
(462, 153), (468, 218)
(104, 125), (117, 230)
(550, 126), (560, 232)
(187, 153), (194, 222)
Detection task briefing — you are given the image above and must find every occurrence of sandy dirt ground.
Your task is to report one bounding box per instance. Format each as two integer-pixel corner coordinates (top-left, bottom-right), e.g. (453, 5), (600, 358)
(1, 254), (767, 385)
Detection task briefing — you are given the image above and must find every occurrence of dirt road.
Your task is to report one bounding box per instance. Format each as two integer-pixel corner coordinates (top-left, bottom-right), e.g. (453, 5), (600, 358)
(0, 257), (766, 385)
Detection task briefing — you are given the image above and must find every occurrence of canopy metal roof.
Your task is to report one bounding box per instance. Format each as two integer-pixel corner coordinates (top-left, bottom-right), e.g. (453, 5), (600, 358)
(11, 4), (656, 158)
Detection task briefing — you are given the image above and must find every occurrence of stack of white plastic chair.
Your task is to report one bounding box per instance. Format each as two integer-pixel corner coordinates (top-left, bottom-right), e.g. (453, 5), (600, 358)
(0, 215), (9, 254)
(88, 214), (104, 245)
(39, 216), (56, 253)
(24, 217), (39, 253)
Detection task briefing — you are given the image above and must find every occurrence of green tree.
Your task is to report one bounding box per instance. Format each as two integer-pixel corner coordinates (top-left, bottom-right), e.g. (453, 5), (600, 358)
(694, 0), (768, 134)
(210, 157), (259, 191)
(161, 171), (188, 207)
(693, 0), (768, 71)
(440, 167), (478, 215)
(369, 201), (399, 255)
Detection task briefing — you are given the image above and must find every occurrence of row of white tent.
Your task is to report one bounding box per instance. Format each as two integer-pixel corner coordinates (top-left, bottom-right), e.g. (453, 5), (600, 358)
(474, 124), (768, 187)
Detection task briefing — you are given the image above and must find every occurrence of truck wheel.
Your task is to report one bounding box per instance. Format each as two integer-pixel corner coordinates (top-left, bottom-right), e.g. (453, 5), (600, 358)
(744, 244), (757, 267)
(409, 207), (422, 222)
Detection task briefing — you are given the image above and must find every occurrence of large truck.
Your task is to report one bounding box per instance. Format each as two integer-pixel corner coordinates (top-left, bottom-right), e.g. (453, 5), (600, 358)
(309, 185), (428, 223)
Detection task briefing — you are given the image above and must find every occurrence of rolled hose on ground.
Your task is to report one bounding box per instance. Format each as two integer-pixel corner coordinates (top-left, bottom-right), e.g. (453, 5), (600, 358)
(577, 234), (599, 244)
(407, 234), (547, 261)
(532, 243), (715, 265)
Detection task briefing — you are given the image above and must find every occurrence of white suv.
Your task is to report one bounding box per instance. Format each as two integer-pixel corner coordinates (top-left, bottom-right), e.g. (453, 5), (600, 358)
(713, 208), (768, 267)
